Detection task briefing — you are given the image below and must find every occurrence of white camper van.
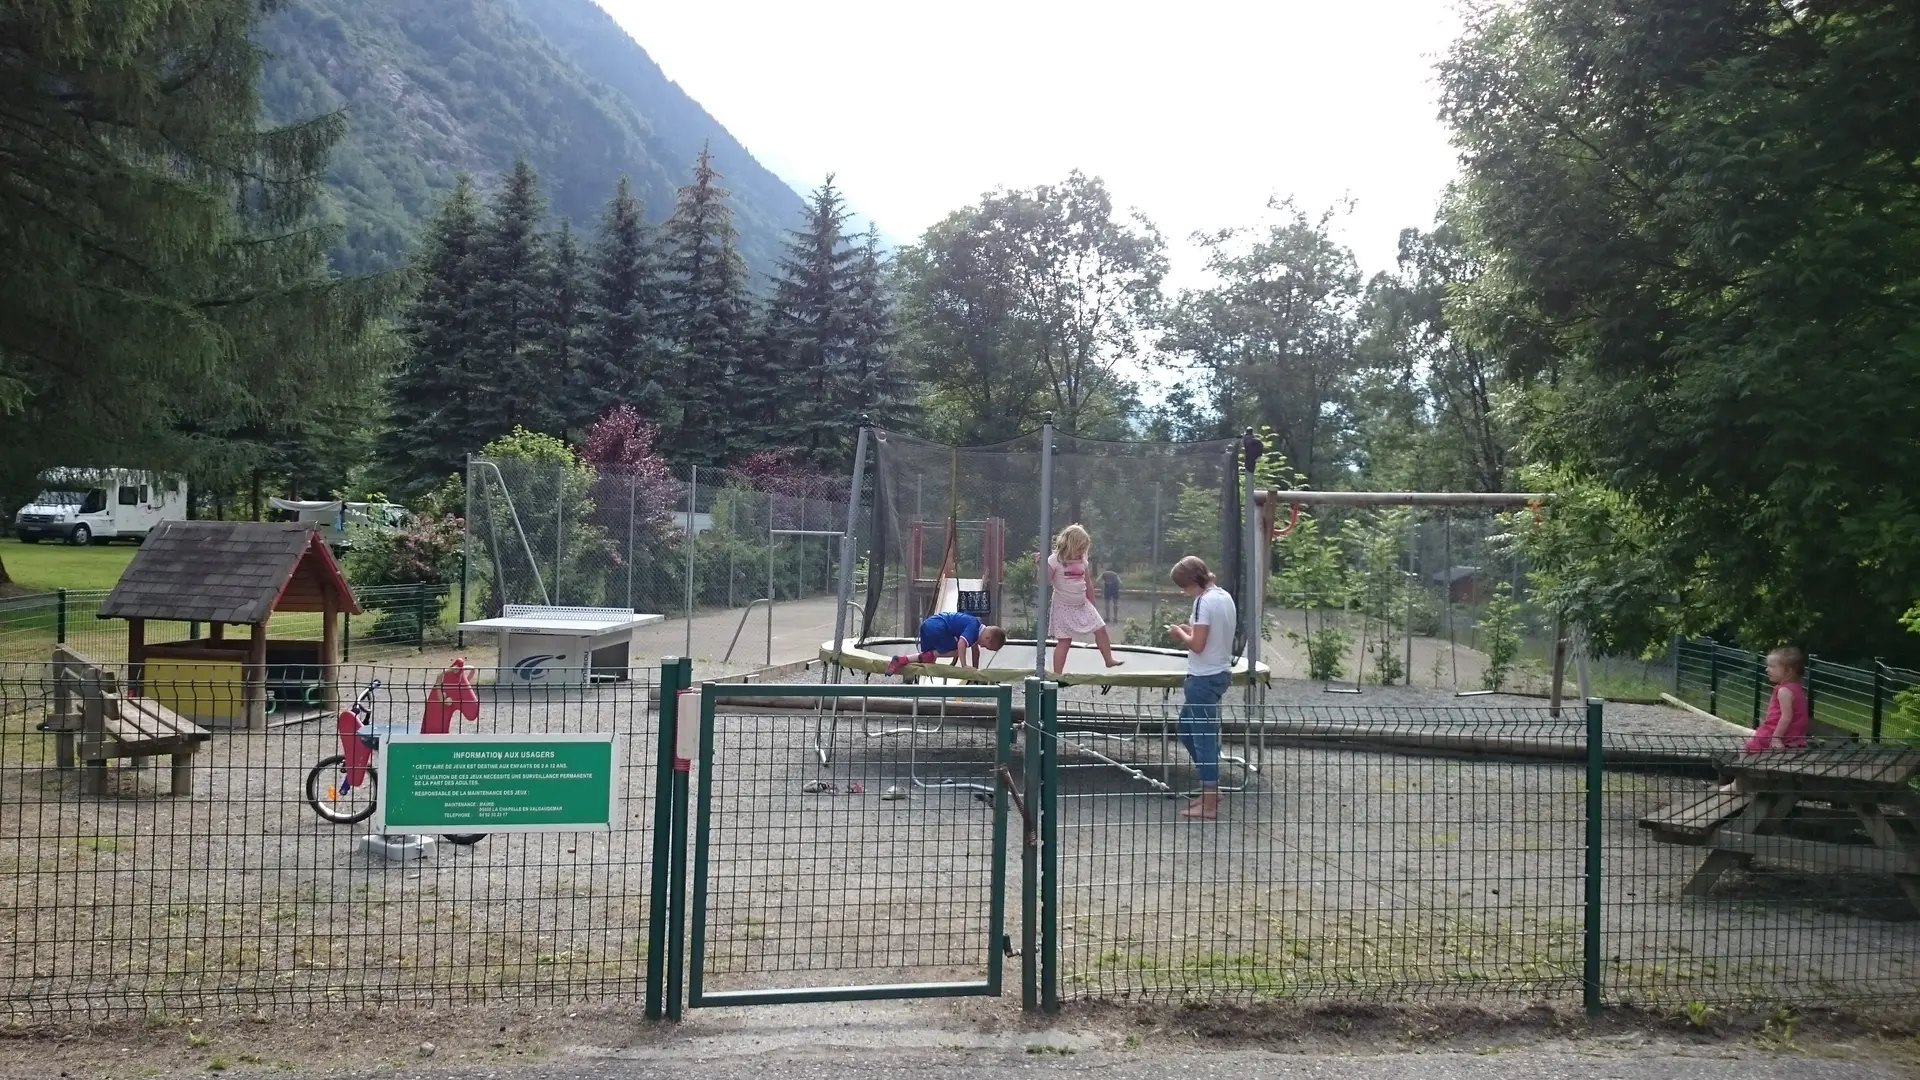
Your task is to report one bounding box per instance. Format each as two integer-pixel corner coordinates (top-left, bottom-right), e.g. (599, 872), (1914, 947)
(13, 469), (189, 545)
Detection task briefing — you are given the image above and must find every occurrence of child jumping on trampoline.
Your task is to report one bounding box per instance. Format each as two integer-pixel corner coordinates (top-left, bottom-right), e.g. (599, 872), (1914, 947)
(1718, 645), (1810, 793)
(1166, 555), (1235, 820)
(1047, 523), (1123, 675)
(886, 610), (1007, 675)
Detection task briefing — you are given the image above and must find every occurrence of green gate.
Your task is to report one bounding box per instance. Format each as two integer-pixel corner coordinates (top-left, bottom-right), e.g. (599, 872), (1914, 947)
(684, 681), (1016, 1007)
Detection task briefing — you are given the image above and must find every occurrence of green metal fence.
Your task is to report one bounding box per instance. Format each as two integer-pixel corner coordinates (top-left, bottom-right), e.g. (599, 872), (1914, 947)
(3, 655), (1915, 1021)
(1675, 638), (1920, 743)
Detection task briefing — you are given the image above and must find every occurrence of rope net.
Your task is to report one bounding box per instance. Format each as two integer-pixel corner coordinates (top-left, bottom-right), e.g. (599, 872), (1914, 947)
(856, 429), (1244, 652)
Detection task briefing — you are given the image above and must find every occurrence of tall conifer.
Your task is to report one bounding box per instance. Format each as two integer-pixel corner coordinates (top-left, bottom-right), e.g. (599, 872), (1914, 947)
(657, 145), (750, 465)
(845, 226), (912, 434)
(542, 219), (587, 436)
(581, 177), (658, 422)
(471, 159), (553, 435)
(758, 176), (859, 464)
(381, 175), (485, 495)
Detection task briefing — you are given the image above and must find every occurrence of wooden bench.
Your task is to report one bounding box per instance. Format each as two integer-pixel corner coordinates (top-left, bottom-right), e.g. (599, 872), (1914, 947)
(1638, 790), (1752, 845)
(47, 646), (211, 796)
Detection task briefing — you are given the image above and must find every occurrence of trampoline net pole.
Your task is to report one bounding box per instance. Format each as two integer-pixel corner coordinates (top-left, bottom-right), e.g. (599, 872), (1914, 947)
(829, 426), (871, 684)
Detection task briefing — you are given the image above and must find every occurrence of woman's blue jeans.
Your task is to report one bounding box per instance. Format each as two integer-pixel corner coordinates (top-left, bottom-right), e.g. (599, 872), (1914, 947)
(1178, 671), (1231, 787)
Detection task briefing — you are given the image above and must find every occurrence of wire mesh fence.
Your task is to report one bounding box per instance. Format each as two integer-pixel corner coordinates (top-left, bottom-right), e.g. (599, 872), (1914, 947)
(467, 457), (852, 683)
(0, 585), (456, 667)
(1036, 700), (1919, 1009)
(0, 660), (658, 1019)
(1676, 639), (1920, 744)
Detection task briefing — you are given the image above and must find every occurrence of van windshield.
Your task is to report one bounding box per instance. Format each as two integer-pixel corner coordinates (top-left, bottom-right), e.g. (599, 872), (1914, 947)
(32, 489), (107, 513)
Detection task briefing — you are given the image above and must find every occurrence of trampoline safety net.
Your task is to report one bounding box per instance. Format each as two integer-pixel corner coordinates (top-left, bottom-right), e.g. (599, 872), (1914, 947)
(856, 429), (1245, 655)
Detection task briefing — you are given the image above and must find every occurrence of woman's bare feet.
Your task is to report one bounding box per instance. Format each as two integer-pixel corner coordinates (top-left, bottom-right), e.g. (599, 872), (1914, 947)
(1180, 791), (1221, 819)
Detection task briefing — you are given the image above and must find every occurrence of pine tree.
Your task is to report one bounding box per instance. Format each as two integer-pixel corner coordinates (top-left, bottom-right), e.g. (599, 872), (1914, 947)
(844, 226), (913, 435)
(0, 0), (398, 556)
(657, 145), (751, 465)
(381, 176), (485, 494)
(580, 177), (659, 422)
(543, 219), (588, 436)
(757, 176), (860, 464)
(470, 159), (554, 436)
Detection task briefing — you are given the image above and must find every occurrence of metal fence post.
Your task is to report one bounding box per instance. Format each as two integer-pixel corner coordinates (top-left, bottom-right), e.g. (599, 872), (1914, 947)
(1021, 677), (1041, 1012)
(342, 610), (352, 662)
(647, 657), (688, 1020)
(1035, 414), (1054, 672)
(1805, 653), (1817, 723)
(55, 588), (67, 645)
(1708, 646), (1720, 715)
(1751, 653), (1764, 725)
(685, 467), (697, 658)
(1583, 696), (1604, 1017)
(1040, 680), (1060, 1015)
(1872, 658), (1886, 743)
(459, 454), (471, 643)
(415, 584), (428, 649)
(680, 684), (715, 1015)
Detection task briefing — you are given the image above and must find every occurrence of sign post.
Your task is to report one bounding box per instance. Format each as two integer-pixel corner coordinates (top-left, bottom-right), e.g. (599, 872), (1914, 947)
(376, 733), (619, 833)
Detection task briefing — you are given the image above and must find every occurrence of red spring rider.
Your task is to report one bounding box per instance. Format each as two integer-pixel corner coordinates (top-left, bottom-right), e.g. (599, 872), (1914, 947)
(334, 659), (480, 795)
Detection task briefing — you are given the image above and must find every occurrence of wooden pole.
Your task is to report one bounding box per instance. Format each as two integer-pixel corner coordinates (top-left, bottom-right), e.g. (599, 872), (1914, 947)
(321, 591), (340, 715)
(127, 617), (146, 697)
(209, 622), (225, 643)
(247, 621), (268, 731)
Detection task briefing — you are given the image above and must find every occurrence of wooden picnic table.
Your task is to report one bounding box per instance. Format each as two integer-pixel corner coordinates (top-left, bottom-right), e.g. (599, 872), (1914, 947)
(1638, 744), (1920, 912)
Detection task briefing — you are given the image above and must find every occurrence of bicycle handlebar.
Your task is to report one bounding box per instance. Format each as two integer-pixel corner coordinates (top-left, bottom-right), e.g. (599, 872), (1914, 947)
(350, 679), (382, 715)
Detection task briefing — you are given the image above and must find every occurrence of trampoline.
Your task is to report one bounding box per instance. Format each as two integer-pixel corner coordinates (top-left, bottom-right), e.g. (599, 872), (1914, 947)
(813, 637), (1272, 796)
(820, 637), (1270, 688)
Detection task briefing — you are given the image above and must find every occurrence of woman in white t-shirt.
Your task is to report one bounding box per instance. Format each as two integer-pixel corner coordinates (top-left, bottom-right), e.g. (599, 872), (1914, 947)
(1165, 555), (1236, 820)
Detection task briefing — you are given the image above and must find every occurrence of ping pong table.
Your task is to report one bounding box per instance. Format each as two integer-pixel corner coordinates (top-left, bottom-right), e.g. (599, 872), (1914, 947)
(457, 605), (665, 685)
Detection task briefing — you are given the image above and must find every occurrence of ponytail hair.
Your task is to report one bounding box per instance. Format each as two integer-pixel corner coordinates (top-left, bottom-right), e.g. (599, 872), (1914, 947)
(1170, 556), (1214, 590)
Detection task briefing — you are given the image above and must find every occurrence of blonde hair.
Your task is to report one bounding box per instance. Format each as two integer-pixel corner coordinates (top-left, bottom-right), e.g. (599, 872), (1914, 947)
(1053, 523), (1091, 561)
(1768, 646), (1806, 680)
(1170, 556), (1214, 589)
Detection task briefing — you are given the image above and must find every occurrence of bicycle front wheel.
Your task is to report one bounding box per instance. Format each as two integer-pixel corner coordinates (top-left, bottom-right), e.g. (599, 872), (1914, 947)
(441, 833), (487, 846)
(306, 754), (379, 824)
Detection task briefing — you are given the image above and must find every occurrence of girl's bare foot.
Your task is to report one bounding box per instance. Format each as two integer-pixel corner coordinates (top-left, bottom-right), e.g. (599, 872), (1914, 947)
(1104, 657), (1125, 668)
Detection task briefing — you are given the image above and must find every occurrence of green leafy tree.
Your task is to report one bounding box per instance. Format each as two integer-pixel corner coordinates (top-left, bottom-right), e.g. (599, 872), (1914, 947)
(1159, 200), (1362, 485)
(1440, 0), (1920, 663)
(658, 145), (751, 465)
(580, 177), (660, 421)
(895, 172), (1161, 444)
(0, 0), (399, 579)
(381, 176), (485, 497)
(470, 427), (615, 613)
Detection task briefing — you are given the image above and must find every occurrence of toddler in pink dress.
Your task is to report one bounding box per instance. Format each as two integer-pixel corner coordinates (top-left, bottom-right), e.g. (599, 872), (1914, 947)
(1720, 646), (1809, 792)
(1046, 523), (1123, 675)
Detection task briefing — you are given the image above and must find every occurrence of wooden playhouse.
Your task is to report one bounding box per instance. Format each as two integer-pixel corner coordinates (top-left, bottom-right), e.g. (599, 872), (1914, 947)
(97, 521), (361, 730)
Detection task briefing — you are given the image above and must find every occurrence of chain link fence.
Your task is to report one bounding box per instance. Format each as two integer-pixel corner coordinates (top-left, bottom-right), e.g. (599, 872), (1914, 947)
(465, 457), (853, 682)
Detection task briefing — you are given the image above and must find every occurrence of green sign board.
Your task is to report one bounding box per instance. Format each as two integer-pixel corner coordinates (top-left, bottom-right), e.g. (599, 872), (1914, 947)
(377, 733), (619, 832)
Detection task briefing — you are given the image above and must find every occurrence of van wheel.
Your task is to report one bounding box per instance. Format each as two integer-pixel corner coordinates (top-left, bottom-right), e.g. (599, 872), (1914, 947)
(68, 525), (91, 546)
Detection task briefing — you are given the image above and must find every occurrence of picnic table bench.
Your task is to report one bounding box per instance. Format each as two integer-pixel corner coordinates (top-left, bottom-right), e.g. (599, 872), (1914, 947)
(1638, 744), (1920, 912)
(47, 646), (212, 796)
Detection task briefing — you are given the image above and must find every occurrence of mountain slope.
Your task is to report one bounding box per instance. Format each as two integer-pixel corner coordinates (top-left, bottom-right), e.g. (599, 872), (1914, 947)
(257, 0), (804, 278)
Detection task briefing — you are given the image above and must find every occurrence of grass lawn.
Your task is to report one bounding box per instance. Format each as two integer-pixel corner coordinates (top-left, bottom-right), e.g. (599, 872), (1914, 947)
(0, 540), (137, 592)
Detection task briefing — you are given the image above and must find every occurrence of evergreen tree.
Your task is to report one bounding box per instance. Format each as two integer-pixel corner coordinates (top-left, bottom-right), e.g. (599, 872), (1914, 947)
(758, 176), (859, 464)
(543, 219), (588, 436)
(580, 177), (659, 422)
(381, 176), (485, 495)
(470, 159), (554, 436)
(0, 0), (398, 561)
(657, 145), (751, 465)
(844, 227), (912, 435)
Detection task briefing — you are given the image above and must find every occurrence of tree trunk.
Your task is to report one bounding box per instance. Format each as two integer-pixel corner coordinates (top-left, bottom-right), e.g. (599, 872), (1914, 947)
(0, 554), (11, 587)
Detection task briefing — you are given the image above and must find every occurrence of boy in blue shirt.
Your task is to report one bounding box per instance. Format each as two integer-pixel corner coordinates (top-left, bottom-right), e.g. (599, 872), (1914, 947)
(886, 611), (1007, 675)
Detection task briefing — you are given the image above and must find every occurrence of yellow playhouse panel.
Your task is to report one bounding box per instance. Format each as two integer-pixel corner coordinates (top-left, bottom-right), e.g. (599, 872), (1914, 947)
(146, 657), (244, 723)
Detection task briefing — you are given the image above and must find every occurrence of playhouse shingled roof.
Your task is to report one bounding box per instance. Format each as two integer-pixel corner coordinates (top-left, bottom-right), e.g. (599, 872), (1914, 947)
(98, 520), (361, 625)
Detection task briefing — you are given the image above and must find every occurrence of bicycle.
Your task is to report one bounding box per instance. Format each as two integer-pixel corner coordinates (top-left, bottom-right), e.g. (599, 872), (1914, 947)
(304, 668), (487, 846)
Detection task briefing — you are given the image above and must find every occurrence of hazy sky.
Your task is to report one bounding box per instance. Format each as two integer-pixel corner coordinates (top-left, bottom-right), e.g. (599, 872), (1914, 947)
(593, 0), (1465, 284)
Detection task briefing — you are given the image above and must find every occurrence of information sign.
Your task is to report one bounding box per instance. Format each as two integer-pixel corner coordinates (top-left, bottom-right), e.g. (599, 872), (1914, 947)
(376, 733), (619, 832)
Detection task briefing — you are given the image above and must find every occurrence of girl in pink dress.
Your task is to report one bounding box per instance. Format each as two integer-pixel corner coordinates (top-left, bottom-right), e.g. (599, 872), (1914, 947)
(1047, 523), (1123, 674)
(1720, 646), (1810, 792)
